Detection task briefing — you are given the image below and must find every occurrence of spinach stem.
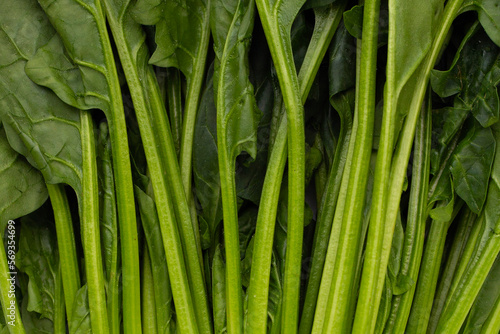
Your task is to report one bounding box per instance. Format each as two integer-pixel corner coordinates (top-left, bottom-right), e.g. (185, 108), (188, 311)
(384, 99), (431, 334)
(247, 4), (346, 332)
(80, 109), (110, 334)
(46, 183), (80, 321)
(427, 208), (475, 334)
(352, 0), (465, 331)
(406, 200), (463, 334)
(148, 70), (212, 333)
(102, 1), (203, 331)
(93, 0), (142, 330)
(321, 0), (380, 331)
(178, 0), (211, 264)
(254, 1), (307, 332)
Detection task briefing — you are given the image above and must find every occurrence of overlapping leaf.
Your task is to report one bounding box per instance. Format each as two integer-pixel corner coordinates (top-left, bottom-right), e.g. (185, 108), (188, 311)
(133, 0), (209, 82)
(0, 0), (83, 193)
(0, 126), (47, 230)
(431, 27), (500, 128)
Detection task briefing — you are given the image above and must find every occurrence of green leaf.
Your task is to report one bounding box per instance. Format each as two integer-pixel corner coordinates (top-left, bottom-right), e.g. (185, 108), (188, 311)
(17, 205), (59, 321)
(329, 22), (357, 98)
(212, 0), (261, 161)
(21, 296), (54, 334)
(192, 68), (223, 241)
(451, 123), (496, 213)
(27, 0), (116, 115)
(431, 26), (500, 127)
(0, 126), (47, 229)
(69, 285), (92, 334)
(343, 5), (363, 39)
(238, 207), (258, 260)
(461, 0), (500, 46)
(0, 1), (83, 194)
(133, 0), (209, 82)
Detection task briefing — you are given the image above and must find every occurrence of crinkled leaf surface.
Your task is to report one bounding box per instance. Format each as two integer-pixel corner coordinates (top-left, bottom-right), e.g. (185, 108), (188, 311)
(0, 0), (83, 193)
(26, 0), (115, 116)
(431, 27), (500, 128)
(133, 0), (209, 82)
(0, 126), (47, 230)
(450, 122), (496, 213)
(17, 205), (59, 321)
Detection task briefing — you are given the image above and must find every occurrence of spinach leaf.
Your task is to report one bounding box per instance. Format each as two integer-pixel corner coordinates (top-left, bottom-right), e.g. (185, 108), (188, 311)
(0, 0), (82, 195)
(0, 126), (47, 230)
(193, 69), (223, 244)
(431, 26), (500, 128)
(68, 285), (92, 334)
(451, 122), (496, 213)
(17, 206), (58, 321)
(460, 0), (500, 46)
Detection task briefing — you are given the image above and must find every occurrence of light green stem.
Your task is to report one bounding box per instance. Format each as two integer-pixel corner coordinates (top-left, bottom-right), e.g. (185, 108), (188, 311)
(46, 184), (80, 322)
(80, 110), (109, 334)
(254, 1), (306, 332)
(322, 0), (380, 331)
(102, 4), (201, 332)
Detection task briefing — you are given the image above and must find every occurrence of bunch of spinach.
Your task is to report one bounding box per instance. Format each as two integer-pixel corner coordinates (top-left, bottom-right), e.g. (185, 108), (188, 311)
(0, 0), (500, 333)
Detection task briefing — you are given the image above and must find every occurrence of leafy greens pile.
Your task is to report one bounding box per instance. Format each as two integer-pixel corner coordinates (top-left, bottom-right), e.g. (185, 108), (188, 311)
(0, 0), (500, 333)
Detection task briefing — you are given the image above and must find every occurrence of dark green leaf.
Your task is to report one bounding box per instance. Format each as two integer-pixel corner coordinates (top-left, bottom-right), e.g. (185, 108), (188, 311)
(69, 285), (92, 334)
(461, 0), (500, 46)
(451, 123), (496, 213)
(212, 0), (261, 161)
(17, 206), (59, 321)
(192, 69), (223, 241)
(343, 5), (363, 39)
(0, 126), (47, 230)
(26, 0), (119, 118)
(431, 26), (500, 127)
(329, 22), (357, 97)
(0, 0), (83, 194)
(133, 0), (209, 82)
(21, 295), (54, 334)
